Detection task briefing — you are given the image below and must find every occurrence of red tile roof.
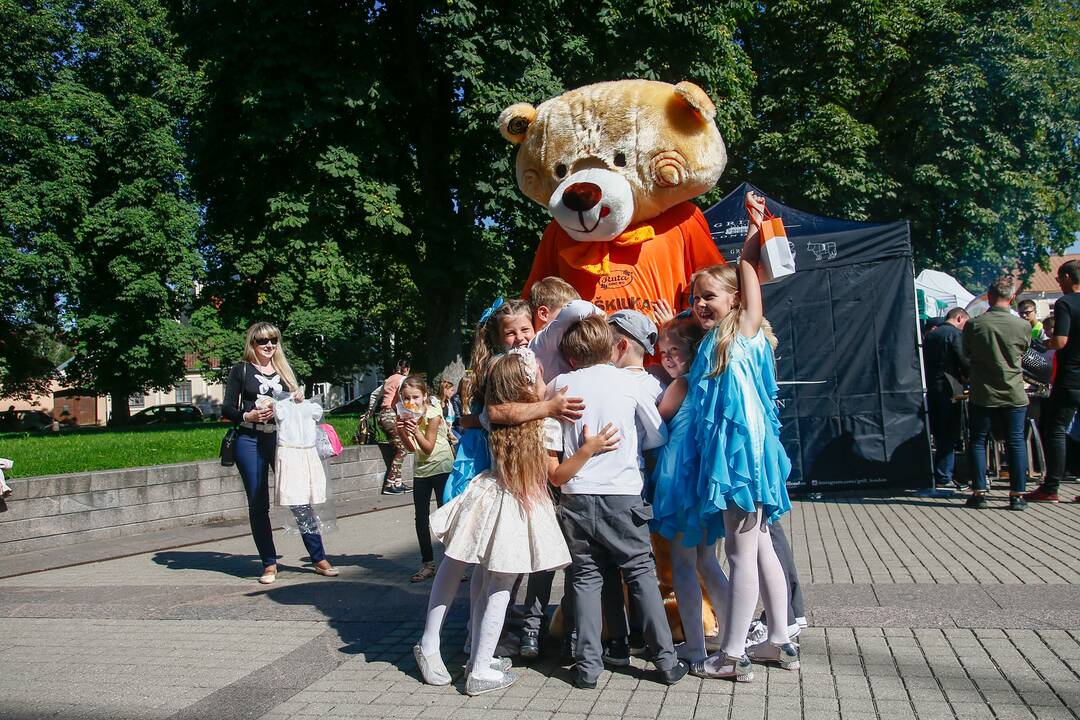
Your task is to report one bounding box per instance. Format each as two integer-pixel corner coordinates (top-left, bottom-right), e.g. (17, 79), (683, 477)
(1020, 255), (1080, 293)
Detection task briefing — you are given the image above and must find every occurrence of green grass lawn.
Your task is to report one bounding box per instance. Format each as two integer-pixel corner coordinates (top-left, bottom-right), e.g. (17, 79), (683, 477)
(0, 415), (365, 479)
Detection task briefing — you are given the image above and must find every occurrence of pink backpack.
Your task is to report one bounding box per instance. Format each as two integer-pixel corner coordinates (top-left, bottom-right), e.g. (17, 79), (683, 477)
(318, 423), (344, 456)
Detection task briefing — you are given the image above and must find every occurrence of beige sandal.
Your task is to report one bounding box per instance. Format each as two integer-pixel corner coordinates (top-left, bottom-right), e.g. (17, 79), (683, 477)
(411, 562), (437, 583)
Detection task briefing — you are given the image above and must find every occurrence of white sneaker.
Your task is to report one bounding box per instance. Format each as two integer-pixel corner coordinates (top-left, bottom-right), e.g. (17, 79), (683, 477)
(796, 616), (808, 629)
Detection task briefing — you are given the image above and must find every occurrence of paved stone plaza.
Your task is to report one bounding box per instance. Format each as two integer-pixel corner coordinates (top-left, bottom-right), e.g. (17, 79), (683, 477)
(1, 490), (1078, 720)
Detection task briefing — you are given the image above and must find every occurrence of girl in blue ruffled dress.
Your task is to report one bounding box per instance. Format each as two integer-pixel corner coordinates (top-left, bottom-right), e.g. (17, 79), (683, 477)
(688, 193), (798, 681)
(651, 317), (730, 673)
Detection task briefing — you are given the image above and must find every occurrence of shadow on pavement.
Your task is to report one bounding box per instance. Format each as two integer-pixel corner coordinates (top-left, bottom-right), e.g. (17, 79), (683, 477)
(152, 550), (266, 578)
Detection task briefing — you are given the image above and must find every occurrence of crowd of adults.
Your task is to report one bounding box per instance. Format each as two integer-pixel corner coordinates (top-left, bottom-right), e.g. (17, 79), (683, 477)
(923, 261), (1080, 509)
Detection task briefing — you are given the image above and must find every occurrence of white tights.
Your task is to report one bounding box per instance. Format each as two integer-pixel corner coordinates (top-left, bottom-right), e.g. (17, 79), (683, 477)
(418, 558), (513, 681)
(669, 534), (729, 662)
(718, 507), (790, 658)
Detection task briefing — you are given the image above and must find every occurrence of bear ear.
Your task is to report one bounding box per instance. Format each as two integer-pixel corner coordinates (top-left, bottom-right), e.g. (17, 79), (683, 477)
(499, 103), (538, 144)
(674, 81), (716, 123)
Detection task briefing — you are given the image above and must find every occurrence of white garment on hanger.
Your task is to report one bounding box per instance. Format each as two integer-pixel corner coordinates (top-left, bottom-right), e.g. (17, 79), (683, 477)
(0, 458), (13, 495)
(274, 399), (328, 506)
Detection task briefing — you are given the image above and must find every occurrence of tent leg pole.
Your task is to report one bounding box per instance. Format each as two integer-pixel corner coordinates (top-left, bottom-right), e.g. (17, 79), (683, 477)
(912, 255), (954, 498)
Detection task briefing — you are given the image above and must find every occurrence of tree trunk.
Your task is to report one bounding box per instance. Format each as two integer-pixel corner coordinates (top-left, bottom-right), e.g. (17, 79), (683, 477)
(109, 392), (132, 425)
(423, 288), (467, 384)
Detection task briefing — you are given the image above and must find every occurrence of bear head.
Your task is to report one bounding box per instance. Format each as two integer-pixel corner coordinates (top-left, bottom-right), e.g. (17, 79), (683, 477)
(499, 79), (727, 243)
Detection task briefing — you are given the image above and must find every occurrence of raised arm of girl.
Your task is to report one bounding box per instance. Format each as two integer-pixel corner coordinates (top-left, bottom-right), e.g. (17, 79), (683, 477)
(738, 192), (767, 338)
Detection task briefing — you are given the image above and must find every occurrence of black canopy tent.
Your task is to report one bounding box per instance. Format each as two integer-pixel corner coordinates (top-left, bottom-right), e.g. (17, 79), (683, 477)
(703, 182), (931, 492)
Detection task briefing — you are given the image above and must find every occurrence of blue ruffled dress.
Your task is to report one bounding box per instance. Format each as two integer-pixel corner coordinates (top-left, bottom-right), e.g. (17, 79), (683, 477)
(651, 328), (791, 546)
(650, 339), (715, 546)
(697, 329), (791, 526)
(442, 399), (490, 504)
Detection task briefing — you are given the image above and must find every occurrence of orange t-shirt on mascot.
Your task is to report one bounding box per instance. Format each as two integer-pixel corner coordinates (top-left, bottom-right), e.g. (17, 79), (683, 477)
(522, 201), (724, 317)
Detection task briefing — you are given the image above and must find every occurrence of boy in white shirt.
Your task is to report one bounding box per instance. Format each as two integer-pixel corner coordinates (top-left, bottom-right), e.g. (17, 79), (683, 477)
(550, 315), (688, 688)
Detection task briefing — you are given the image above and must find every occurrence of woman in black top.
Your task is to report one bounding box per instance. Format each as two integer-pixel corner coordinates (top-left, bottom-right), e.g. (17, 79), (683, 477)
(223, 322), (339, 584)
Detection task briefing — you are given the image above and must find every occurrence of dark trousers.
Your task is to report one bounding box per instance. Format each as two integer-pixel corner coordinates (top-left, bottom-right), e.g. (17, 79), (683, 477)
(1039, 386), (1080, 493)
(558, 494), (675, 682)
(758, 520), (803, 627)
(521, 564), (629, 641)
(928, 388), (962, 486)
(969, 404), (1028, 494)
(413, 473), (448, 563)
(235, 430), (325, 567)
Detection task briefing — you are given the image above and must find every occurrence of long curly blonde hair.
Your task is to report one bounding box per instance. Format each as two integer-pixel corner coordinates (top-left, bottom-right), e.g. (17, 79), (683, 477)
(484, 353), (549, 510)
(690, 264), (777, 377)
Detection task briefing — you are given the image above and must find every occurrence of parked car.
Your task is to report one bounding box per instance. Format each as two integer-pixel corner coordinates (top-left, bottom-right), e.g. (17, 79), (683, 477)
(0, 410), (55, 433)
(128, 404), (205, 425)
(328, 397), (368, 415)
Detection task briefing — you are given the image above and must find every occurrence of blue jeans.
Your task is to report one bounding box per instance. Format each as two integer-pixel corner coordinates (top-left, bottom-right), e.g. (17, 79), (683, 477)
(968, 404), (1029, 495)
(235, 430), (325, 567)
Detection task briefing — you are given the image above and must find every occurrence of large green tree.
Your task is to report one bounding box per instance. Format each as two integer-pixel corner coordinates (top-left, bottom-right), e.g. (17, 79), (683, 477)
(0, 1), (84, 396)
(1, 0), (202, 419)
(174, 0), (756, 380)
(744, 0), (1080, 282)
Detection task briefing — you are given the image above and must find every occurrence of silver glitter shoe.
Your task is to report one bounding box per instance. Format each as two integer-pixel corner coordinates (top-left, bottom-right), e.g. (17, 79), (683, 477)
(746, 640), (800, 670)
(700, 652), (754, 681)
(464, 657), (513, 673)
(465, 670), (517, 696)
(413, 643), (451, 686)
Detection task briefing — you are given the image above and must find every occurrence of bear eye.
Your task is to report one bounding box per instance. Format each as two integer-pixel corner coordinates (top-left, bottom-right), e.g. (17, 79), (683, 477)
(555, 163), (568, 179)
(613, 152), (627, 167)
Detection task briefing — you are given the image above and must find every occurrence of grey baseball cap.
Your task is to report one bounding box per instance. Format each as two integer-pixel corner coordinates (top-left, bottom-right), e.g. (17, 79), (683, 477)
(608, 310), (658, 354)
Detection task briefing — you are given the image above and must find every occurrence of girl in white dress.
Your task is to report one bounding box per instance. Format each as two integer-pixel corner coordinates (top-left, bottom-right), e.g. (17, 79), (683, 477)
(414, 348), (608, 696)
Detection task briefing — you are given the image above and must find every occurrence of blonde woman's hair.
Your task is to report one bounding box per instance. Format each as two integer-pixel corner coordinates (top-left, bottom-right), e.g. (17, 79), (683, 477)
(468, 298), (532, 402)
(484, 353), (549, 510)
(690, 264), (778, 377)
(243, 322), (299, 391)
(529, 276), (580, 314)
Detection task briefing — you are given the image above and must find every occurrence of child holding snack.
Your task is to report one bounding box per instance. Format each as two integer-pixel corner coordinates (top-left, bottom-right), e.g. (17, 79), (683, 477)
(397, 377), (455, 583)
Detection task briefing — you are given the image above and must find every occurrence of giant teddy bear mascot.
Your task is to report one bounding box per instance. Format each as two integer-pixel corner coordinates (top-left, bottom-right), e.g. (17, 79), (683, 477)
(501, 78), (727, 318)
(499, 79), (728, 644)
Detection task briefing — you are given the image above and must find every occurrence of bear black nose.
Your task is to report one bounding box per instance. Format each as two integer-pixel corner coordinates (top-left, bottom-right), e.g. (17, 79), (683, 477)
(562, 182), (602, 212)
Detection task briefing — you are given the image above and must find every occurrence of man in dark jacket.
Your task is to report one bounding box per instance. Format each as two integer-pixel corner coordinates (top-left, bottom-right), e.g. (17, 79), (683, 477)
(924, 307), (970, 488)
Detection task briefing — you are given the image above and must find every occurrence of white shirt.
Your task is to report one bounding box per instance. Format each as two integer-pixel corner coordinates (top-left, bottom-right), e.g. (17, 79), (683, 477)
(620, 367), (666, 469)
(548, 364), (667, 495)
(530, 300), (604, 382)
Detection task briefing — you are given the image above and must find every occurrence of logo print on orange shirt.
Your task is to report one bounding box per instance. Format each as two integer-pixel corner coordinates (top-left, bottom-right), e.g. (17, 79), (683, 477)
(598, 269), (634, 290)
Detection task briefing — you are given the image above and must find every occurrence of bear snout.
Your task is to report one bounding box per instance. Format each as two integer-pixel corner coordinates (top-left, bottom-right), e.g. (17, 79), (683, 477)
(562, 182), (603, 212)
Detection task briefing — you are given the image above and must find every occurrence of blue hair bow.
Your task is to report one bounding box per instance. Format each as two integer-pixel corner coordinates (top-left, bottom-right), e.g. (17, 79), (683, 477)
(479, 297), (504, 325)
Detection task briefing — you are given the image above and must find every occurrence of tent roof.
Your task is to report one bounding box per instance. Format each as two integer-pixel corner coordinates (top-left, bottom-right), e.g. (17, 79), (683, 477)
(914, 269), (976, 308)
(703, 182), (910, 267)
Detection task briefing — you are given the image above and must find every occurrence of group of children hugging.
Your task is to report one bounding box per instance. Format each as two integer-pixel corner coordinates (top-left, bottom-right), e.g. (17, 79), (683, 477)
(398, 193), (804, 696)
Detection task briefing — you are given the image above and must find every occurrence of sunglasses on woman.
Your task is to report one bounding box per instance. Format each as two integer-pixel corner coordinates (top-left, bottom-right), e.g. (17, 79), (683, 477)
(255, 337), (278, 346)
